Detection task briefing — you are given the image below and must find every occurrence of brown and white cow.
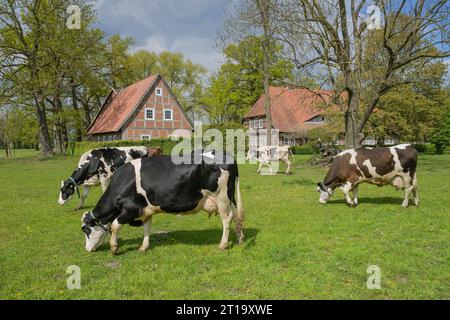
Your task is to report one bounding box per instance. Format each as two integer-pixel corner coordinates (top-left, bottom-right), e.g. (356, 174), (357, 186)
(317, 144), (418, 207)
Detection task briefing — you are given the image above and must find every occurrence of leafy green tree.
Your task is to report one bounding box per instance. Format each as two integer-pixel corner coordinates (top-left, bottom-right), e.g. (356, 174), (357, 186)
(126, 50), (207, 110)
(203, 36), (294, 124)
(366, 87), (446, 144)
(365, 60), (447, 144)
(430, 100), (450, 154)
(128, 50), (158, 81)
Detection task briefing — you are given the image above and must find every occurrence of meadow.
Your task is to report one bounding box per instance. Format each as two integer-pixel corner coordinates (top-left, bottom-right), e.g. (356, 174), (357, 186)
(0, 149), (449, 299)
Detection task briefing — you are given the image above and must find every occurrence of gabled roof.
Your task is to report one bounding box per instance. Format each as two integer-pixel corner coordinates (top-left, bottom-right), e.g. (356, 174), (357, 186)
(244, 86), (334, 132)
(88, 75), (158, 135)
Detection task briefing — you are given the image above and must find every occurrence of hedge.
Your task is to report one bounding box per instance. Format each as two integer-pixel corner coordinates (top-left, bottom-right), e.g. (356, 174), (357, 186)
(68, 137), (247, 157)
(68, 138), (183, 156)
(291, 144), (318, 155)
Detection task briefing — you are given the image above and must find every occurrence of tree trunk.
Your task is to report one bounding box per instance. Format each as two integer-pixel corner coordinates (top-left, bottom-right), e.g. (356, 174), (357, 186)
(263, 53), (271, 146)
(82, 101), (92, 133)
(33, 93), (53, 156)
(54, 97), (68, 153)
(71, 82), (83, 142)
(344, 88), (364, 149)
(259, 0), (272, 146)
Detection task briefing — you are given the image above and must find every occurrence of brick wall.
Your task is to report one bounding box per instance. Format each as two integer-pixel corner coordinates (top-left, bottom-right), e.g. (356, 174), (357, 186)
(122, 78), (192, 141)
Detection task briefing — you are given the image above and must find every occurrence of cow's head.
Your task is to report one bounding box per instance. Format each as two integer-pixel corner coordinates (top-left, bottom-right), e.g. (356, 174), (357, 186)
(316, 182), (333, 204)
(58, 179), (79, 205)
(81, 212), (109, 252)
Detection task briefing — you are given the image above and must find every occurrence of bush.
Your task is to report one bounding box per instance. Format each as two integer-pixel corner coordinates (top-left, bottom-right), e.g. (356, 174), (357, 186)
(430, 103), (450, 154)
(68, 138), (183, 156)
(411, 144), (427, 153)
(291, 144), (317, 155)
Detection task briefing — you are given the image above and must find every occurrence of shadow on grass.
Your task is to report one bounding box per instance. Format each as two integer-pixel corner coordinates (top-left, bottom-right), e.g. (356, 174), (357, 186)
(327, 196), (402, 205)
(104, 227), (260, 255)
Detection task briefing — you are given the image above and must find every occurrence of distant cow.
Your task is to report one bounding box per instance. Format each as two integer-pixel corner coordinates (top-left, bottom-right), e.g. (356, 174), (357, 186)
(317, 144), (418, 207)
(80, 151), (244, 254)
(58, 146), (149, 209)
(246, 145), (293, 175)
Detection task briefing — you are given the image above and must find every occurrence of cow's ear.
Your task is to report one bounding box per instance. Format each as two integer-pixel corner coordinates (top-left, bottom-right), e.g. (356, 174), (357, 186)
(88, 158), (100, 175)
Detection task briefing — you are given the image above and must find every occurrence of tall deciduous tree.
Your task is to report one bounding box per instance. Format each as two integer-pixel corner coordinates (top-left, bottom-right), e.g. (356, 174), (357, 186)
(203, 36), (294, 124)
(220, 0), (282, 145)
(126, 50), (207, 110)
(280, 0), (449, 148)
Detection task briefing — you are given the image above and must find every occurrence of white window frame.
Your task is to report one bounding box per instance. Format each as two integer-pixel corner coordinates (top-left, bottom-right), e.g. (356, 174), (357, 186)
(258, 119), (263, 128)
(156, 87), (163, 96)
(163, 109), (173, 121)
(144, 108), (155, 120)
(141, 134), (151, 140)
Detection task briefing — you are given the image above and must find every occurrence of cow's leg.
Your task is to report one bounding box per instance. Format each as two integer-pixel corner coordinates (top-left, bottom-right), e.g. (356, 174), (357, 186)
(139, 217), (152, 252)
(285, 158), (292, 175)
(267, 162), (273, 174)
(412, 174), (419, 206)
(230, 202), (244, 245)
(100, 176), (110, 193)
(342, 182), (355, 206)
(110, 219), (123, 255)
(352, 184), (359, 206)
(401, 176), (413, 208)
(256, 163), (262, 174)
(75, 185), (90, 210)
(218, 206), (234, 250)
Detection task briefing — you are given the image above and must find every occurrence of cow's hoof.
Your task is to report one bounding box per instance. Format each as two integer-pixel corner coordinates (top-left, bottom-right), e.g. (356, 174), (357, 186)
(110, 246), (119, 255)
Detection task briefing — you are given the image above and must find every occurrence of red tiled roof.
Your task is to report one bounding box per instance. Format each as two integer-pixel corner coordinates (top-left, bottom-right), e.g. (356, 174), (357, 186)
(244, 87), (334, 132)
(88, 75), (158, 134)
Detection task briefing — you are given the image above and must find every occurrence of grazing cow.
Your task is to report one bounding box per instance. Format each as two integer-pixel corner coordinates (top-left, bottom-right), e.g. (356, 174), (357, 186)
(246, 145), (293, 175)
(316, 144), (419, 207)
(58, 146), (148, 209)
(80, 151), (244, 254)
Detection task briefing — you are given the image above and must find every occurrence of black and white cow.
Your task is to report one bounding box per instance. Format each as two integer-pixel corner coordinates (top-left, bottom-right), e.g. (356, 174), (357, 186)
(59, 146), (148, 209)
(317, 144), (419, 207)
(80, 151), (244, 254)
(246, 145), (293, 175)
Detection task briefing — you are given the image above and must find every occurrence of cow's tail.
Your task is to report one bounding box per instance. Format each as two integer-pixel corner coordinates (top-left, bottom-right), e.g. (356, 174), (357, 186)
(234, 177), (245, 245)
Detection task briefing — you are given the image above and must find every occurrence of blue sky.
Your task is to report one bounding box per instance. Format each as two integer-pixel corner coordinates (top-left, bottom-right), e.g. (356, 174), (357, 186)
(94, 0), (231, 72)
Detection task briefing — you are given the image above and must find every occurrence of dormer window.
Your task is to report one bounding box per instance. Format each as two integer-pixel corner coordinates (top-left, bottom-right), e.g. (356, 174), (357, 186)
(305, 116), (326, 123)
